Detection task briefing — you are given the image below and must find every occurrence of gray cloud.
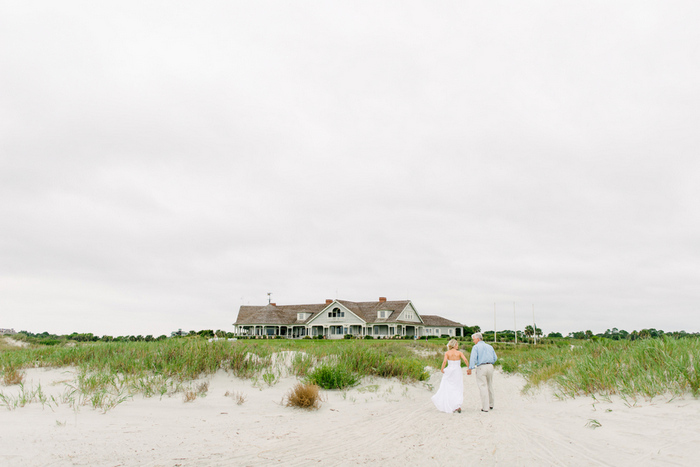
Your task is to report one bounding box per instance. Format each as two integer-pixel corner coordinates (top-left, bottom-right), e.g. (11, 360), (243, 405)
(1, 1), (699, 336)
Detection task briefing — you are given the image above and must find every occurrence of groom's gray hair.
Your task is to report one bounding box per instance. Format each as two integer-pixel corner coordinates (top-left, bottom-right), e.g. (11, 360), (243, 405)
(471, 332), (483, 341)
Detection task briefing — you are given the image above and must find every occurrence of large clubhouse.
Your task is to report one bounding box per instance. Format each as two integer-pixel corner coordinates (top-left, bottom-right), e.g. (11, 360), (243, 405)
(233, 297), (463, 339)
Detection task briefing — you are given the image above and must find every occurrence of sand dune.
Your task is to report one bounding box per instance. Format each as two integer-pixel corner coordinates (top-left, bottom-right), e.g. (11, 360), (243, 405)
(1, 367), (699, 466)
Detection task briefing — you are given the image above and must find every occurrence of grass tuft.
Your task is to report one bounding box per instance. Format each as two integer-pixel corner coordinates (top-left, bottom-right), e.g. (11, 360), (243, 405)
(2, 366), (25, 386)
(225, 390), (247, 405)
(284, 383), (322, 409)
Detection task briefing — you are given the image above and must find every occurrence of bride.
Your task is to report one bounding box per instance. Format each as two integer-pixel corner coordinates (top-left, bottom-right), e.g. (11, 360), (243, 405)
(431, 339), (469, 413)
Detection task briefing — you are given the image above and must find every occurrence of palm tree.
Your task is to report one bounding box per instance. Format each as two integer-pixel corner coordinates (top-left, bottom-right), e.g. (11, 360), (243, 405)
(524, 325), (534, 339)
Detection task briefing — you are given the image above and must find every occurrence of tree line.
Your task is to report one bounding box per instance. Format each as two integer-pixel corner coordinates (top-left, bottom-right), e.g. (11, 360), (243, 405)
(462, 325), (700, 343)
(8, 327), (700, 347)
(10, 329), (234, 346)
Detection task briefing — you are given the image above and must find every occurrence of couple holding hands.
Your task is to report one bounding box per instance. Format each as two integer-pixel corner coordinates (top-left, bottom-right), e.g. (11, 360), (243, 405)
(431, 333), (497, 414)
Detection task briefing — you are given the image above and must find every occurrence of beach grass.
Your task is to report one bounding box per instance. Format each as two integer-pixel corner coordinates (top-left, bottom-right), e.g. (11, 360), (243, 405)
(0, 338), (441, 410)
(2, 336), (699, 410)
(497, 337), (700, 400)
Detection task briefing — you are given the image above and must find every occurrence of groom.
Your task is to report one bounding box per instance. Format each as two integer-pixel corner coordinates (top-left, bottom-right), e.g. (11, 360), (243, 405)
(466, 332), (497, 412)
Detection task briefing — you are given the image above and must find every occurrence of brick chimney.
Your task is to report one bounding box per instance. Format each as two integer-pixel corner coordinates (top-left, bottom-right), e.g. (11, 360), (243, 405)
(379, 297), (387, 303)
(325, 299), (333, 305)
(270, 303), (276, 306)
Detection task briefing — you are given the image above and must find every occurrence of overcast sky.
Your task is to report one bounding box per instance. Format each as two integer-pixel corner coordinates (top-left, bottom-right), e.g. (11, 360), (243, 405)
(1, 1), (699, 337)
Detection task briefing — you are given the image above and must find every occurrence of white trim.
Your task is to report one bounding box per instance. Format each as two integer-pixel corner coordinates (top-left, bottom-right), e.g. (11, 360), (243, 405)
(306, 301), (365, 326)
(398, 302), (424, 324)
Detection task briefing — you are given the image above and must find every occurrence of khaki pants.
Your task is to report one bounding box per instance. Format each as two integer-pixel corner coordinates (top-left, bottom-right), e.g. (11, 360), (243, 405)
(475, 363), (494, 411)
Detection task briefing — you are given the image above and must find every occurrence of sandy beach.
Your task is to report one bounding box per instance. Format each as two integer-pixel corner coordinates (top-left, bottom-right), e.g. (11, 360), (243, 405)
(2, 364), (699, 467)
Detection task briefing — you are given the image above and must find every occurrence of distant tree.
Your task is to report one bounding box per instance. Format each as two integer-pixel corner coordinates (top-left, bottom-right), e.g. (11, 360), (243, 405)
(463, 325), (481, 336)
(548, 332), (563, 338)
(524, 325), (534, 339)
(156, 335), (167, 341)
(68, 332), (98, 342)
(535, 327), (543, 338)
(498, 330), (515, 342)
(145, 335), (154, 342)
(585, 330), (593, 339)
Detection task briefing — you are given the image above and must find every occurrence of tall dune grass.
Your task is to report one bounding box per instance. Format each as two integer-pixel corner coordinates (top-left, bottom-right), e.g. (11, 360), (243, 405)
(5, 336), (698, 405)
(0, 338), (438, 410)
(499, 337), (700, 399)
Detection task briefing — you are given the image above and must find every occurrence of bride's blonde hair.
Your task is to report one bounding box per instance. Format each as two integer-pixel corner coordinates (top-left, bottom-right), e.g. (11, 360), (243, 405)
(447, 339), (459, 350)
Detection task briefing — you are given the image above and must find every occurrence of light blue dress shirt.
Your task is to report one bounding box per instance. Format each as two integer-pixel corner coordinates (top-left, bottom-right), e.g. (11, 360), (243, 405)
(469, 340), (498, 370)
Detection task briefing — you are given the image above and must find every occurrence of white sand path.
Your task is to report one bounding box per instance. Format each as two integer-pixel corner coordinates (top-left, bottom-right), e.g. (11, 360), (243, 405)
(1, 367), (699, 466)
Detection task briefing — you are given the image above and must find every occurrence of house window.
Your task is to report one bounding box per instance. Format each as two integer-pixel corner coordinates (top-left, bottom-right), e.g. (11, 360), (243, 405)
(435, 328), (439, 334)
(329, 307), (344, 318)
(378, 310), (387, 319)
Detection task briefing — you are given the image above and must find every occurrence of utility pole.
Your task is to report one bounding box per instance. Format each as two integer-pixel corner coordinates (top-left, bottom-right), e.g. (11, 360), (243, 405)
(514, 302), (517, 345)
(532, 303), (537, 345)
(267, 292), (272, 305)
(494, 302), (497, 343)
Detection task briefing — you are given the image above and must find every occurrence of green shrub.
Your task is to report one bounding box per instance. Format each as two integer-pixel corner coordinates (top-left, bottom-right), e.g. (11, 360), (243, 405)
(306, 364), (358, 390)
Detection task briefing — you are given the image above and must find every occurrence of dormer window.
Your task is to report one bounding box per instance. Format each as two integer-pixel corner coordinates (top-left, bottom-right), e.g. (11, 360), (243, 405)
(297, 312), (310, 320)
(329, 307), (344, 318)
(378, 310), (388, 319)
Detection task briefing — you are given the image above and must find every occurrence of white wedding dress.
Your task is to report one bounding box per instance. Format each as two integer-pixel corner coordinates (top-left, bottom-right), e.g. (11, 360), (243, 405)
(431, 360), (464, 413)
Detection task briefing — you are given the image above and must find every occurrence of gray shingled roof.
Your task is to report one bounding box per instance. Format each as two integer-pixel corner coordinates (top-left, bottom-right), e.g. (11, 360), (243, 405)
(235, 303), (326, 325)
(234, 299), (424, 326)
(335, 299), (415, 324)
(421, 315), (464, 327)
